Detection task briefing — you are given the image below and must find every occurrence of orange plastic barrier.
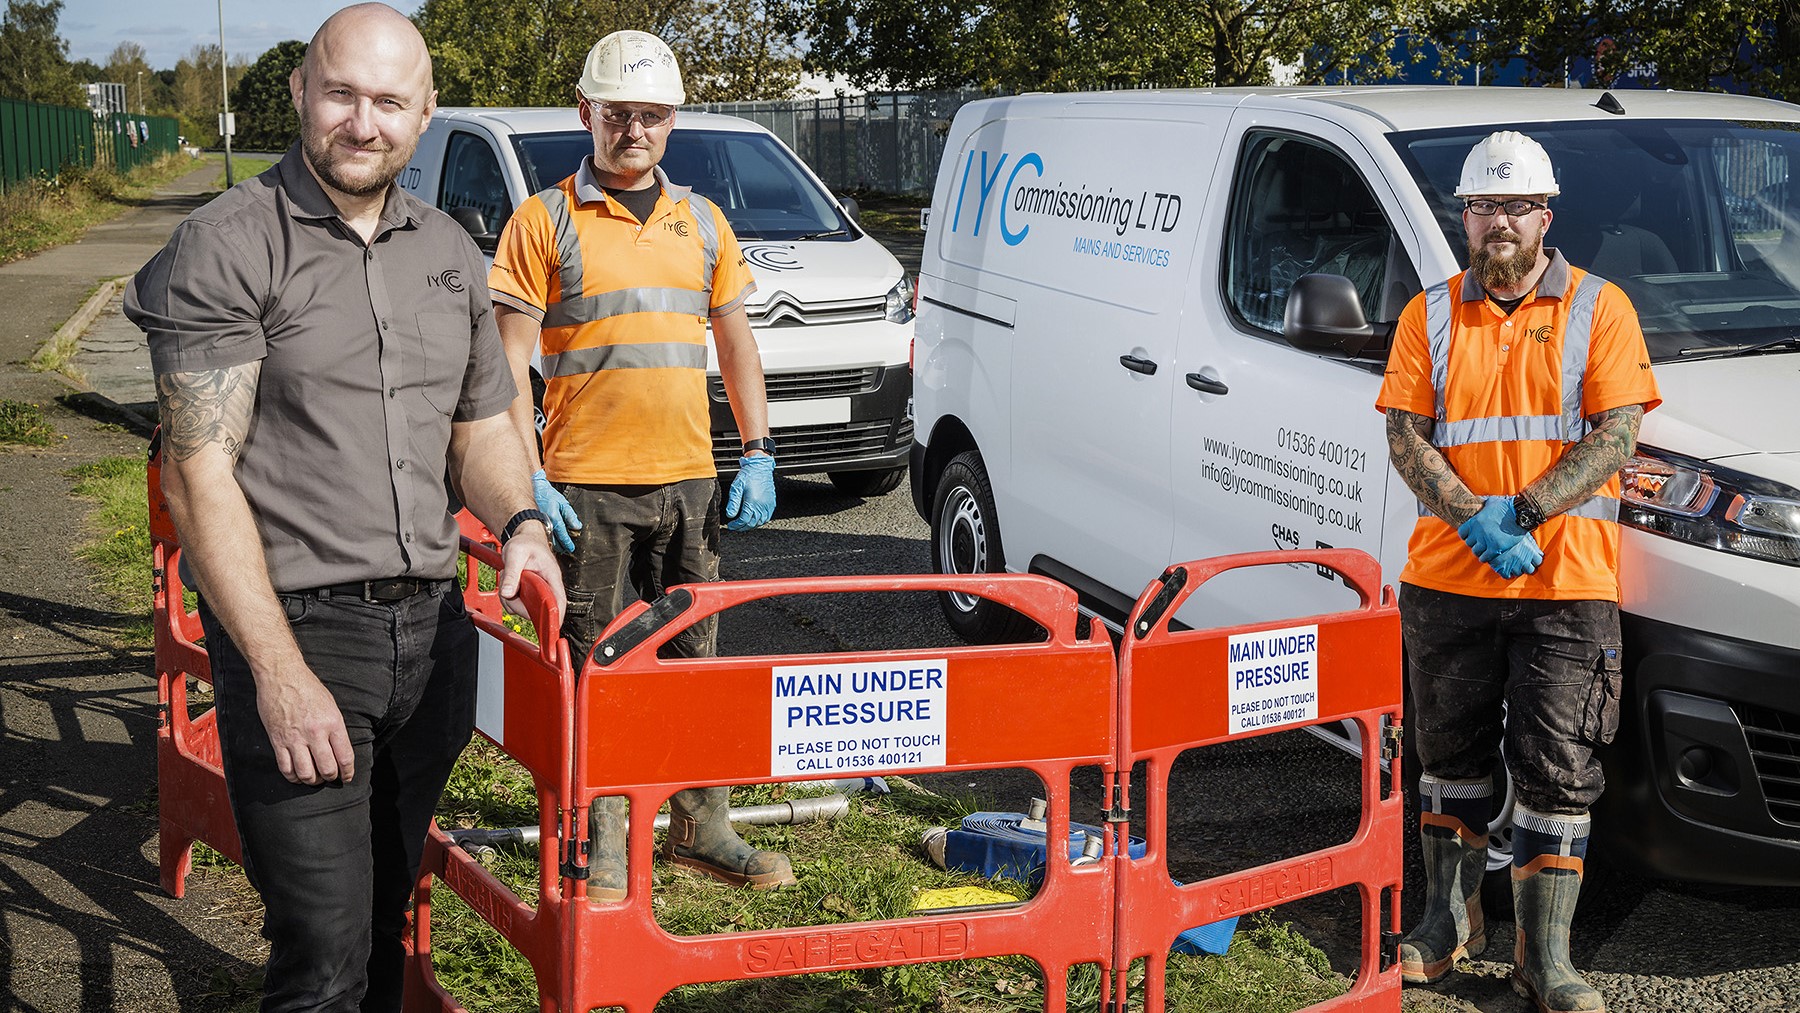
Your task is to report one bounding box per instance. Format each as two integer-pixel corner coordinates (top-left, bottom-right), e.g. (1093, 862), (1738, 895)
(149, 437), (243, 896)
(406, 539), (1122, 1013)
(1110, 550), (1404, 1013)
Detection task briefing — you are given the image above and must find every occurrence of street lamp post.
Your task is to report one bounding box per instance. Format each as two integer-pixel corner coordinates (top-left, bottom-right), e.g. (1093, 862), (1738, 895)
(219, 0), (234, 187)
(137, 70), (143, 114)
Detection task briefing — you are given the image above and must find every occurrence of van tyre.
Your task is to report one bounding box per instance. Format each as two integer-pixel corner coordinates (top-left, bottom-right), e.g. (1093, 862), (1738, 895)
(828, 466), (905, 497)
(930, 451), (1040, 644)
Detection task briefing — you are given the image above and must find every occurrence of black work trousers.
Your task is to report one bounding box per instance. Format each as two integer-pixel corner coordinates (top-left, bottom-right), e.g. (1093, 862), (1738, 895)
(200, 580), (476, 1012)
(1399, 583), (1623, 816)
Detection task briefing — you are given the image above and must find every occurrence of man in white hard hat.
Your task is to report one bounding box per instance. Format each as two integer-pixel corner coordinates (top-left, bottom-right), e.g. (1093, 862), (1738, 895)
(1375, 131), (1660, 1013)
(488, 29), (792, 899)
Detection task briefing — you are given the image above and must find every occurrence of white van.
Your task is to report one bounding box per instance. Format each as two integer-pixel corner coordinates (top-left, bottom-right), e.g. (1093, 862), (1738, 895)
(910, 87), (1800, 889)
(402, 107), (915, 495)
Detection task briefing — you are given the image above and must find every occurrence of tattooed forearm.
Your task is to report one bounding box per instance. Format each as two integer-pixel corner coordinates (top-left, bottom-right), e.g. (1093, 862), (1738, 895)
(1524, 404), (1644, 516)
(156, 363), (260, 462)
(1385, 409), (1484, 526)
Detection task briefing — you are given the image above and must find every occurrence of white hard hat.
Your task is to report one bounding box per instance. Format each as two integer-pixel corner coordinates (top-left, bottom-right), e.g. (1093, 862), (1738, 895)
(1454, 130), (1560, 198)
(578, 30), (685, 106)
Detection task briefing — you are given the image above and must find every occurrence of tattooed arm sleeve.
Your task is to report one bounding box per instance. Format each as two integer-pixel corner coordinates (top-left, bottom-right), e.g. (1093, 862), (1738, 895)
(1522, 404), (1644, 517)
(1385, 409), (1485, 526)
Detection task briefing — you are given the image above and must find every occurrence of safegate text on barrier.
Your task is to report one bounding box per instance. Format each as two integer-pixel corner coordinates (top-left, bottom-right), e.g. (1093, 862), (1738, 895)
(771, 659), (949, 776)
(1226, 624), (1319, 733)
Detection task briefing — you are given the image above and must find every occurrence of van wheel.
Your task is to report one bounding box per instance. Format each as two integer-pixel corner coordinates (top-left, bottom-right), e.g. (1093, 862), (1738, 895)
(828, 466), (905, 497)
(930, 451), (1038, 643)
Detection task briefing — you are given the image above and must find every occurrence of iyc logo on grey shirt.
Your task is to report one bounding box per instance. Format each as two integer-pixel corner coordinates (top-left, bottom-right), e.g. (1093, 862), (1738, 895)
(427, 269), (465, 293)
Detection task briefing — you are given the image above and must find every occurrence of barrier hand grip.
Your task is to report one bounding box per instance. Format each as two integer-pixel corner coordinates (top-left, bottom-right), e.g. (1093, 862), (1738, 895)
(1129, 549), (1388, 639)
(461, 535), (566, 669)
(581, 572), (1088, 671)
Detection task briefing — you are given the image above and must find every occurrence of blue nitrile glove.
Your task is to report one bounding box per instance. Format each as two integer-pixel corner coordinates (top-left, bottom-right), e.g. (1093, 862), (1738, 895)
(531, 469), (581, 553)
(725, 454), (777, 531)
(1489, 533), (1545, 579)
(1457, 496), (1529, 562)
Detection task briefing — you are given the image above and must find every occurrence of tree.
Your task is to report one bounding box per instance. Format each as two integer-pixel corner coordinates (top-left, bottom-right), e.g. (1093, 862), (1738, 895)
(414, 0), (802, 106)
(230, 40), (305, 151)
(172, 44), (249, 148)
(104, 41), (161, 114)
(774, 0), (1430, 92)
(0, 0), (82, 105)
(1422, 0), (1786, 94)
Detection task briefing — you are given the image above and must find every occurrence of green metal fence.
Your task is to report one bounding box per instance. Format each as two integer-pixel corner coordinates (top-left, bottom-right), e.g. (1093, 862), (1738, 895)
(0, 97), (181, 193)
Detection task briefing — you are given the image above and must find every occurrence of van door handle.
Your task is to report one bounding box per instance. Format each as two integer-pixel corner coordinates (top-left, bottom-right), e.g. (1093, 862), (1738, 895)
(1119, 355), (1158, 376)
(1185, 372), (1229, 396)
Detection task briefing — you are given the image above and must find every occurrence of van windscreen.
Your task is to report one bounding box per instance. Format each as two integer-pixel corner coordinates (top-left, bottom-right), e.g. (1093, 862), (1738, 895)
(510, 128), (853, 242)
(1391, 120), (1800, 363)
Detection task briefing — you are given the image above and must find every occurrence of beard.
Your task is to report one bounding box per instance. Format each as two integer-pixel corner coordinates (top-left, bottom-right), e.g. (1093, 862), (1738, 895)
(301, 121), (408, 198)
(1469, 227), (1542, 292)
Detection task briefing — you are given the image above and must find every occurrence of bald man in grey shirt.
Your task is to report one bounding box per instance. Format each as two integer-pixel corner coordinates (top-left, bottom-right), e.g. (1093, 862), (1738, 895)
(124, 6), (561, 1010)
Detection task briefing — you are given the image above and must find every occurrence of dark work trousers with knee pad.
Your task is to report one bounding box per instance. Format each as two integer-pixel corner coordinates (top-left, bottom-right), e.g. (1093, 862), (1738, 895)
(201, 581), (477, 1013)
(556, 478), (722, 662)
(1399, 583), (1624, 816)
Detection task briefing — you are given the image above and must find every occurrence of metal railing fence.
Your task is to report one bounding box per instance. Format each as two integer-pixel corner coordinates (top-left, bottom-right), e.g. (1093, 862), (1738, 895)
(1, 97), (181, 193)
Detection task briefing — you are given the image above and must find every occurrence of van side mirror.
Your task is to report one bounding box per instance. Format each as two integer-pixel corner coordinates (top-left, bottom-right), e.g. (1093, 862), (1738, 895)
(1284, 273), (1383, 358)
(448, 206), (498, 253)
(838, 195), (861, 222)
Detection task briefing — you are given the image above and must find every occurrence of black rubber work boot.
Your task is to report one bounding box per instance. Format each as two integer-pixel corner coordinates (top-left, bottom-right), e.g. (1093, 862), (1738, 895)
(662, 786), (796, 890)
(586, 795), (628, 902)
(1511, 807), (1606, 1012)
(1399, 817), (1488, 982)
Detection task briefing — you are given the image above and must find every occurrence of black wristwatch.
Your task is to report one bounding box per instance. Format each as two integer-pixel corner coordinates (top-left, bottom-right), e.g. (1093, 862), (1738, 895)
(1513, 494), (1546, 533)
(742, 436), (777, 456)
(500, 508), (549, 543)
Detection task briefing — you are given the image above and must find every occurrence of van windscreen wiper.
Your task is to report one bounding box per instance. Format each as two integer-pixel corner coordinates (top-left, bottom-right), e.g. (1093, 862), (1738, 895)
(791, 229), (850, 240)
(1675, 335), (1800, 361)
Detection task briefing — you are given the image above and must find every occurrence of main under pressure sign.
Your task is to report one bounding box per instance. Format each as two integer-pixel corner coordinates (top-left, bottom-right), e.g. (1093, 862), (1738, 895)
(1226, 624), (1320, 733)
(770, 659), (949, 777)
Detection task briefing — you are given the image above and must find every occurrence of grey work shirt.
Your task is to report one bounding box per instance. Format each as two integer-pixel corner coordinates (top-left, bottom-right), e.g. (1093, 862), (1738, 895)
(125, 145), (516, 591)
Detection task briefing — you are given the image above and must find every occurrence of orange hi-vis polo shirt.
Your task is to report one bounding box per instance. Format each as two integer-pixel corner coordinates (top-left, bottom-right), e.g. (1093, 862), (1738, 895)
(1376, 250), (1661, 601)
(489, 161), (756, 485)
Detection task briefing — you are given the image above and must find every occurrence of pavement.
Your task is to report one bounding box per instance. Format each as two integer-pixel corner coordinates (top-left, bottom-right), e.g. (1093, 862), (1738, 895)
(0, 160), (267, 1013)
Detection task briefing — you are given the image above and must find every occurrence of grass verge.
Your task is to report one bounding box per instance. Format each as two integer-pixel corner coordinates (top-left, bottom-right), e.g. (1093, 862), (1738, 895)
(216, 156), (276, 190)
(0, 152), (207, 265)
(852, 191), (929, 235)
(432, 742), (1349, 1011)
(0, 399), (60, 446)
(71, 465), (1347, 1009)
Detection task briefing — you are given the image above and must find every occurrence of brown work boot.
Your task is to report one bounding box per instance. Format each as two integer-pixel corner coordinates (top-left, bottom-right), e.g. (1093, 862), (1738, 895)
(585, 795), (628, 902)
(1399, 816), (1488, 982)
(662, 786), (796, 890)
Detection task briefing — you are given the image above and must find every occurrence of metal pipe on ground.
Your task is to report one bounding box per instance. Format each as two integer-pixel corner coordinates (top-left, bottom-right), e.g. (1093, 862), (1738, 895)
(448, 793), (851, 856)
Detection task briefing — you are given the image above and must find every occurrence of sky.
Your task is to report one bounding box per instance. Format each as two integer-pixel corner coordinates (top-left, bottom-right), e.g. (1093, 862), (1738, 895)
(61, 0), (423, 70)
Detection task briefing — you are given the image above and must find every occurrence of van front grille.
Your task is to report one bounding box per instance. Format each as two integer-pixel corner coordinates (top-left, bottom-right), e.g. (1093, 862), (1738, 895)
(710, 368), (880, 402)
(713, 416), (912, 470)
(1737, 703), (1800, 827)
(747, 293), (886, 328)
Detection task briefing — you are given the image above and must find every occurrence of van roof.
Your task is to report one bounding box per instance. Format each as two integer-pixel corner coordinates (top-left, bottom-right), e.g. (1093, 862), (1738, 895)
(992, 86), (1800, 132)
(429, 106), (769, 136)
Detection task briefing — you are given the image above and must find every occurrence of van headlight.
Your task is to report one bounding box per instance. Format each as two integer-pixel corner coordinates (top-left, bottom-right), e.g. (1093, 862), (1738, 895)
(885, 275), (915, 324)
(1620, 447), (1800, 566)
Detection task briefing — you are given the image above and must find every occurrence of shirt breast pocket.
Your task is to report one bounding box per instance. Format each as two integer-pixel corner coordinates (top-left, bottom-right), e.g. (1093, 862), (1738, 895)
(414, 312), (472, 416)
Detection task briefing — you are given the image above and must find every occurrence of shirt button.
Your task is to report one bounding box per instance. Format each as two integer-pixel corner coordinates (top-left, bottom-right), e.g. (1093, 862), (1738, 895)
(396, 459), (406, 470)
(1502, 344), (1510, 351)
(405, 533), (413, 543)
(1503, 321), (1513, 327)
(381, 320), (390, 330)
(388, 387), (397, 398)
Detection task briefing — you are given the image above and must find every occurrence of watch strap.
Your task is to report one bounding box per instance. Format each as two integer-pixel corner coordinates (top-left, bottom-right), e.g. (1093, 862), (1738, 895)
(742, 436), (777, 456)
(501, 508), (549, 543)
(1513, 494), (1545, 533)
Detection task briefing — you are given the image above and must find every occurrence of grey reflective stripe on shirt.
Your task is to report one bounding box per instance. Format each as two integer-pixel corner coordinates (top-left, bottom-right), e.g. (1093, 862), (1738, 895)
(688, 192), (720, 300)
(1424, 281), (1454, 423)
(1561, 273), (1606, 442)
(540, 341), (708, 378)
(542, 287), (711, 329)
(537, 186), (585, 306)
(1427, 272), (1607, 448)
(1417, 493), (1619, 519)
